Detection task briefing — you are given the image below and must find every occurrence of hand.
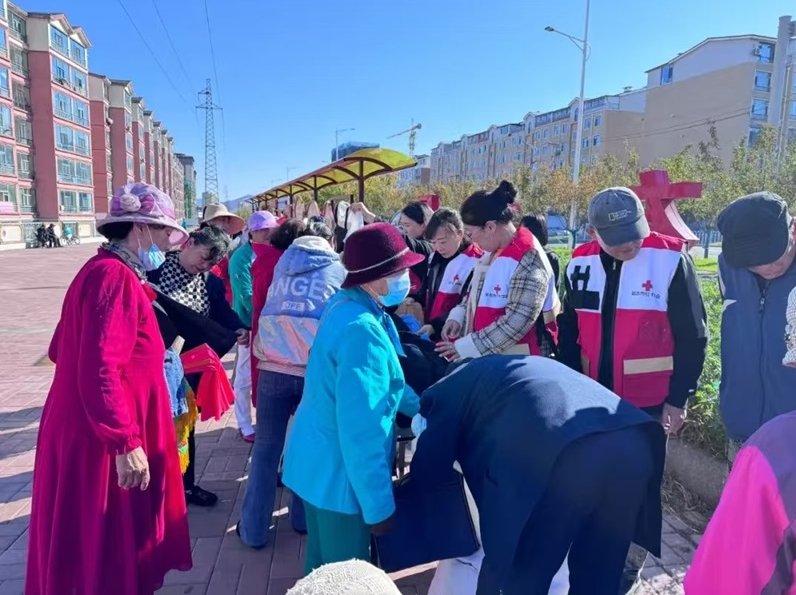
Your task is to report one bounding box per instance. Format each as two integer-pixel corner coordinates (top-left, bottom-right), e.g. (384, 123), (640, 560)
(417, 324), (434, 337)
(236, 329), (250, 346)
(435, 340), (459, 360)
(115, 446), (150, 490)
(369, 514), (395, 536)
(349, 202), (376, 223)
(661, 403), (686, 435)
(441, 319), (461, 341)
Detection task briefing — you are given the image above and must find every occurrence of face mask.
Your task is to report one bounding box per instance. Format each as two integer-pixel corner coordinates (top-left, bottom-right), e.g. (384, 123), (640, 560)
(377, 270), (411, 308)
(138, 228), (166, 271)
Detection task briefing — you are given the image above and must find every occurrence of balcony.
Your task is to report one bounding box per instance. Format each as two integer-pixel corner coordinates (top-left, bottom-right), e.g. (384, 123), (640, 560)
(18, 169), (31, 179)
(51, 43), (69, 60)
(0, 46), (8, 59)
(11, 62), (27, 76)
(70, 50), (87, 69)
(74, 116), (88, 127)
(16, 135), (30, 146)
(54, 108), (71, 121)
(13, 95), (29, 111)
(0, 162), (14, 175)
(72, 83), (87, 98)
(60, 202), (77, 213)
(57, 174), (92, 186)
(9, 28), (26, 43)
(0, 85), (9, 98)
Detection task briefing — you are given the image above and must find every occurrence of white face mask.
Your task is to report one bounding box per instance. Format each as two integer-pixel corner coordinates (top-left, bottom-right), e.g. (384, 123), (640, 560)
(137, 228), (166, 271)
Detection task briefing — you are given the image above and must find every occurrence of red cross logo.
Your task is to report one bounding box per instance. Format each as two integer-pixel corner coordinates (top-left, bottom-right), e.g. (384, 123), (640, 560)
(494, 284), (502, 294)
(452, 274), (460, 283)
(641, 280), (653, 292)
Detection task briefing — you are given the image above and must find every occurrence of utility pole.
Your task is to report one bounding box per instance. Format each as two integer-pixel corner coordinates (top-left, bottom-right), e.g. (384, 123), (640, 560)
(196, 79), (221, 205)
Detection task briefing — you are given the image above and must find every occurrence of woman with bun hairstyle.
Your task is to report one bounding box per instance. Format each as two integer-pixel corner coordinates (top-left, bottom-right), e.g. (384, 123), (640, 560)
(436, 180), (560, 360)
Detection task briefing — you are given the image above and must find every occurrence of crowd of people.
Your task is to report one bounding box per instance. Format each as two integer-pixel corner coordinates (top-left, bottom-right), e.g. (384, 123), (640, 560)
(21, 177), (796, 594)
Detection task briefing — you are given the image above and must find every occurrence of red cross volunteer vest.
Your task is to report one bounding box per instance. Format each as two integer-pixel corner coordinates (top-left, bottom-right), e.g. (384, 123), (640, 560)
(472, 226), (560, 355)
(428, 243), (484, 321)
(566, 232), (684, 408)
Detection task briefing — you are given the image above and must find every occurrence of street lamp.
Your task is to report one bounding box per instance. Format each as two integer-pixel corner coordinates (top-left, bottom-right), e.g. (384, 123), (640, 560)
(334, 127), (355, 161)
(545, 0), (591, 236)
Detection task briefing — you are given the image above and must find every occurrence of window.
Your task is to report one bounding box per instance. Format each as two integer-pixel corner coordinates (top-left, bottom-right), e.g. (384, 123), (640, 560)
(0, 104), (10, 137)
(70, 40), (86, 67)
(106, 153), (111, 172)
(751, 98), (769, 121)
(660, 64), (674, 85)
(0, 183), (16, 209)
(14, 118), (29, 145)
(10, 47), (26, 75)
(124, 111), (132, 129)
(75, 130), (89, 155)
(56, 124), (74, 151)
(19, 187), (35, 213)
(73, 100), (88, 126)
(57, 157), (74, 181)
(562, 123), (569, 134)
(75, 161), (91, 185)
(541, 145), (549, 156)
(593, 134), (601, 147)
(16, 151), (30, 178)
(757, 42), (775, 64)
(534, 131), (540, 141)
(50, 26), (68, 55)
(59, 190), (76, 212)
(139, 162), (145, 180)
(78, 191), (92, 212)
(0, 67), (8, 97)
(749, 126), (762, 146)
(53, 91), (71, 120)
(12, 83), (29, 110)
(584, 117), (591, 130)
(125, 133), (133, 151)
(542, 129), (549, 139)
(51, 56), (69, 83)
(553, 125), (559, 137)
(126, 156), (133, 173)
(756, 70), (772, 92)
(582, 137), (590, 148)
(10, 14), (26, 41)
(0, 143), (13, 173)
(791, 101), (796, 119)
(594, 115), (602, 127)
(0, 27), (7, 56)
(124, 90), (131, 108)
(71, 70), (87, 97)
(139, 144), (144, 160)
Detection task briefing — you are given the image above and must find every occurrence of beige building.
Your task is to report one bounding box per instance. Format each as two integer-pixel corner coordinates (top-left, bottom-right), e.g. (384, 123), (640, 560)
(639, 34), (779, 166)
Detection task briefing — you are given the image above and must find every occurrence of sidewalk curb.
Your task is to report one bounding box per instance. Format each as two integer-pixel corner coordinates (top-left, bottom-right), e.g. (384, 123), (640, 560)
(665, 435), (726, 509)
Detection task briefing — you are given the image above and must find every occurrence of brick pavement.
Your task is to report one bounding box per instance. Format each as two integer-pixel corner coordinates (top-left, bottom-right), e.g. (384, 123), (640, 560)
(0, 244), (701, 594)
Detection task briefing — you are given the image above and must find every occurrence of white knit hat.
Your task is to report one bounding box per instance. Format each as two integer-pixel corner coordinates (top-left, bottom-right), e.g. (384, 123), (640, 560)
(784, 286), (796, 367)
(286, 560), (401, 595)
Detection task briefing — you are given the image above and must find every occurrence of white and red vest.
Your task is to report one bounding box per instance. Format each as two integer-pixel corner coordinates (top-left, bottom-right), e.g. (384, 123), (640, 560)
(566, 232), (684, 408)
(427, 244), (484, 321)
(471, 226), (560, 355)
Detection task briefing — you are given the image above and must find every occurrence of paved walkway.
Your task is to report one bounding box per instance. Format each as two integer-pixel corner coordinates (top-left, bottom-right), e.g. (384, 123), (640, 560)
(0, 244), (701, 594)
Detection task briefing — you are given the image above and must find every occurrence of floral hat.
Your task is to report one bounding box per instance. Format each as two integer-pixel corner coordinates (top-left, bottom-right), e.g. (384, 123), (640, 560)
(97, 183), (188, 246)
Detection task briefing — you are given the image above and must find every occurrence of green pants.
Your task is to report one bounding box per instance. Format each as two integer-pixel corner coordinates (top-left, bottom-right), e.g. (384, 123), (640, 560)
(303, 501), (371, 575)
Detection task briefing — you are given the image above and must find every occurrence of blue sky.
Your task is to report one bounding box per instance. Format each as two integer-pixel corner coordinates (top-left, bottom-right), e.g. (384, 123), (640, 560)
(27, 0), (796, 200)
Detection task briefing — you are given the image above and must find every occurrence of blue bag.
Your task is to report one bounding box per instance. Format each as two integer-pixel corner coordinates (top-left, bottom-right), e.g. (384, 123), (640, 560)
(372, 470), (479, 573)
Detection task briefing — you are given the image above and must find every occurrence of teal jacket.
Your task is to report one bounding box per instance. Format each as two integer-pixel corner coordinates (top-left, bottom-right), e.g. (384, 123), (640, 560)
(282, 287), (420, 525)
(229, 241), (255, 325)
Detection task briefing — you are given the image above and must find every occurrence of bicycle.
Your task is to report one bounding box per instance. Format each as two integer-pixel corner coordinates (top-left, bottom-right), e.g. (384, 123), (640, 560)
(64, 235), (80, 246)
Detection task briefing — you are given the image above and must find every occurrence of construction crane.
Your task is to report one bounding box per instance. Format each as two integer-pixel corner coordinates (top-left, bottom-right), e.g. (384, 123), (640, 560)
(388, 120), (422, 157)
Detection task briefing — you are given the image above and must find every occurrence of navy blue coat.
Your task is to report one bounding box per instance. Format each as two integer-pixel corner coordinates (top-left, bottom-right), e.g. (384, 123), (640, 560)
(410, 355), (665, 581)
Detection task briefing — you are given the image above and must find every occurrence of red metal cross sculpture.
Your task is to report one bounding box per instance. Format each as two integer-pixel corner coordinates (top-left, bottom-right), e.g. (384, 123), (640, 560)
(630, 170), (702, 248)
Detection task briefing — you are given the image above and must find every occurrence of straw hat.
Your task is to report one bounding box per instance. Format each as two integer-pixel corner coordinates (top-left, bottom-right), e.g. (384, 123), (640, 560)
(97, 183), (188, 245)
(341, 222), (424, 289)
(286, 560), (401, 594)
(784, 286), (796, 367)
(202, 203), (245, 235)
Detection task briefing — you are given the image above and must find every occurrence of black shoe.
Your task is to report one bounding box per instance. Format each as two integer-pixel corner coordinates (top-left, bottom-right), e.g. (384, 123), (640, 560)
(185, 486), (218, 507)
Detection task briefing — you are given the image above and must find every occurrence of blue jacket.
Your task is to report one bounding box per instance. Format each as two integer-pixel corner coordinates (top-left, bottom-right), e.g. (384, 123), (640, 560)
(411, 355), (665, 581)
(255, 236), (346, 376)
(282, 287), (420, 525)
(719, 255), (796, 441)
(229, 240), (255, 325)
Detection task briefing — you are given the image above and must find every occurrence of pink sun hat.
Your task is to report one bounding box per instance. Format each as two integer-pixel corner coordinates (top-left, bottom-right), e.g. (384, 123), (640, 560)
(98, 183), (188, 245)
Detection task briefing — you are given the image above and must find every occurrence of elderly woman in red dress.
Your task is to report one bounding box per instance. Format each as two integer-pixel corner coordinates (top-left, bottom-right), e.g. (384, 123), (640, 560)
(26, 183), (193, 595)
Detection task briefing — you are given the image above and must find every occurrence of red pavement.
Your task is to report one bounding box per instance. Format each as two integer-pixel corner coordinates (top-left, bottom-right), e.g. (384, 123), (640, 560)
(0, 244), (697, 594)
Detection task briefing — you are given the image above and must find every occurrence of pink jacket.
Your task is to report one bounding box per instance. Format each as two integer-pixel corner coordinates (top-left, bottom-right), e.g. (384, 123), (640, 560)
(685, 411), (796, 594)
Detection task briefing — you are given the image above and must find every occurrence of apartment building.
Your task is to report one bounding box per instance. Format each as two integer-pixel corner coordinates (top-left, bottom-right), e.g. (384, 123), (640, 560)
(142, 109), (152, 182)
(151, 120), (161, 188)
(171, 152), (184, 218)
(131, 97), (146, 183)
(176, 152), (197, 220)
(639, 34), (782, 166)
(108, 79), (134, 190)
(397, 154), (431, 188)
(87, 72), (111, 213)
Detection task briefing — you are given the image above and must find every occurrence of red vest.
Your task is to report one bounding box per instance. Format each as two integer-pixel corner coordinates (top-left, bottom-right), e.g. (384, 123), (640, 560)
(472, 227), (559, 355)
(566, 233), (684, 408)
(428, 243), (484, 320)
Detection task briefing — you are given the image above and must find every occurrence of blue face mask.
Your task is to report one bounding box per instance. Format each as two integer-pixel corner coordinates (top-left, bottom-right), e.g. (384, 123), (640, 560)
(377, 270), (411, 308)
(138, 228), (166, 271)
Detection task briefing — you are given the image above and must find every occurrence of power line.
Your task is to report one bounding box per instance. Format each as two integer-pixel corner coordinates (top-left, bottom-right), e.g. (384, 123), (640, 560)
(115, 0), (190, 105)
(151, 0), (194, 89)
(203, 0), (227, 193)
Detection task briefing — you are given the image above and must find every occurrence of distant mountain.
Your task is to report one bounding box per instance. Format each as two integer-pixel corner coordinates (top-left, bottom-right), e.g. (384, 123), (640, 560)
(222, 194), (255, 213)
